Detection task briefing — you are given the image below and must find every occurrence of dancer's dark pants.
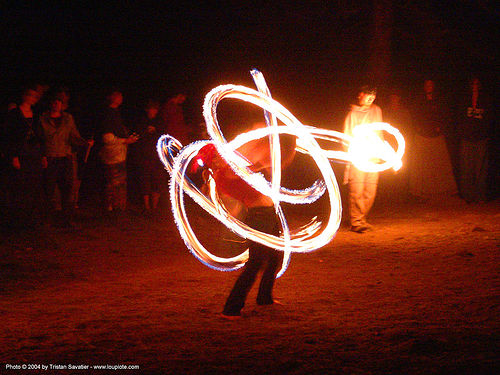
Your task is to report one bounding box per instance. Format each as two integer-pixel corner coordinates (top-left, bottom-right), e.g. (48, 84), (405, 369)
(223, 206), (283, 316)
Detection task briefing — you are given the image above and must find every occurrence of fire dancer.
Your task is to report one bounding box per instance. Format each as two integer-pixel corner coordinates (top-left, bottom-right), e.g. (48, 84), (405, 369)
(343, 85), (383, 233)
(194, 122), (296, 319)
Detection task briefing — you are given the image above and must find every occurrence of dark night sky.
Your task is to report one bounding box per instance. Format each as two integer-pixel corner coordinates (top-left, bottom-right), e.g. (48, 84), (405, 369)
(1, 1), (498, 127)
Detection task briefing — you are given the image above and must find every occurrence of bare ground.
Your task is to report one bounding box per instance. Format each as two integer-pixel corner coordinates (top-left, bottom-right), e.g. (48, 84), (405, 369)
(1, 196), (499, 374)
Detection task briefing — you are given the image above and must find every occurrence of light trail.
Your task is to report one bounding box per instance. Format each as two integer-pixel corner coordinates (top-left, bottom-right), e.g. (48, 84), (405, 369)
(158, 70), (405, 277)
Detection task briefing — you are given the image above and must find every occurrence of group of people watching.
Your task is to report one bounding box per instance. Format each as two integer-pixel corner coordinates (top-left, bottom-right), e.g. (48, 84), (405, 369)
(1, 84), (188, 229)
(0, 74), (495, 234)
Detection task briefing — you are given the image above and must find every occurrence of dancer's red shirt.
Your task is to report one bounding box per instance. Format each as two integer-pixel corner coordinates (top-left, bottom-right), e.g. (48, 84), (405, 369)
(193, 144), (263, 206)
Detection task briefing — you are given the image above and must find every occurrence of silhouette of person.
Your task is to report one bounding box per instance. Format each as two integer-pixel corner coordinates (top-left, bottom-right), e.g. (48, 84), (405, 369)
(98, 90), (138, 213)
(456, 76), (492, 202)
(409, 79), (457, 201)
(4, 87), (47, 228)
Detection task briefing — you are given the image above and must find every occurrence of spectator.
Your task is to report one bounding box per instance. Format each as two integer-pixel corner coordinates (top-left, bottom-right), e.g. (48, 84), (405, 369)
(4, 86), (47, 229)
(132, 99), (167, 215)
(54, 87), (87, 209)
(99, 90), (138, 214)
(409, 79), (457, 201)
(159, 93), (190, 145)
(456, 76), (492, 203)
(40, 96), (93, 226)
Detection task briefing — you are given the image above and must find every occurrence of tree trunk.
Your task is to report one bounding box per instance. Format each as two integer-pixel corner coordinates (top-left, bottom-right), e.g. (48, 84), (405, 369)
(368, 0), (393, 86)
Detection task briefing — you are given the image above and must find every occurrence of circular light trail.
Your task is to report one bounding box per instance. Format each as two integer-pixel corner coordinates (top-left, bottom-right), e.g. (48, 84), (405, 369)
(158, 70), (405, 277)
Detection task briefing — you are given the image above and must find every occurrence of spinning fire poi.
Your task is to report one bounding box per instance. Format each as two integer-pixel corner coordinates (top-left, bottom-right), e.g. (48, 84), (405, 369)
(157, 70), (405, 280)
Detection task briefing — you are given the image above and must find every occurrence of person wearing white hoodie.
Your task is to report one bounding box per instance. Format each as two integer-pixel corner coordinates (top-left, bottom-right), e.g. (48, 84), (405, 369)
(343, 85), (382, 233)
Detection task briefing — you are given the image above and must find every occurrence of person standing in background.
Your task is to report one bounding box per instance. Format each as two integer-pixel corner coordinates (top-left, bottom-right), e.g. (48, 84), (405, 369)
(456, 76), (492, 203)
(40, 95), (93, 227)
(343, 85), (383, 233)
(133, 99), (166, 216)
(409, 79), (457, 201)
(159, 93), (190, 145)
(99, 90), (138, 214)
(54, 87), (85, 210)
(4, 86), (47, 229)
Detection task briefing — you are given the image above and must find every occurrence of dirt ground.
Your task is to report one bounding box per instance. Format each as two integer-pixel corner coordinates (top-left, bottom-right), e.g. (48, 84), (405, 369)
(1, 194), (499, 374)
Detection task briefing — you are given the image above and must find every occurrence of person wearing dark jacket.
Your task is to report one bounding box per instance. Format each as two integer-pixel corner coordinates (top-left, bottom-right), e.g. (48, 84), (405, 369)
(456, 76), (492, 203)
(4, 87), (47, 228)
(409, 80), (457, 200)
(133, 100), (166, 214)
